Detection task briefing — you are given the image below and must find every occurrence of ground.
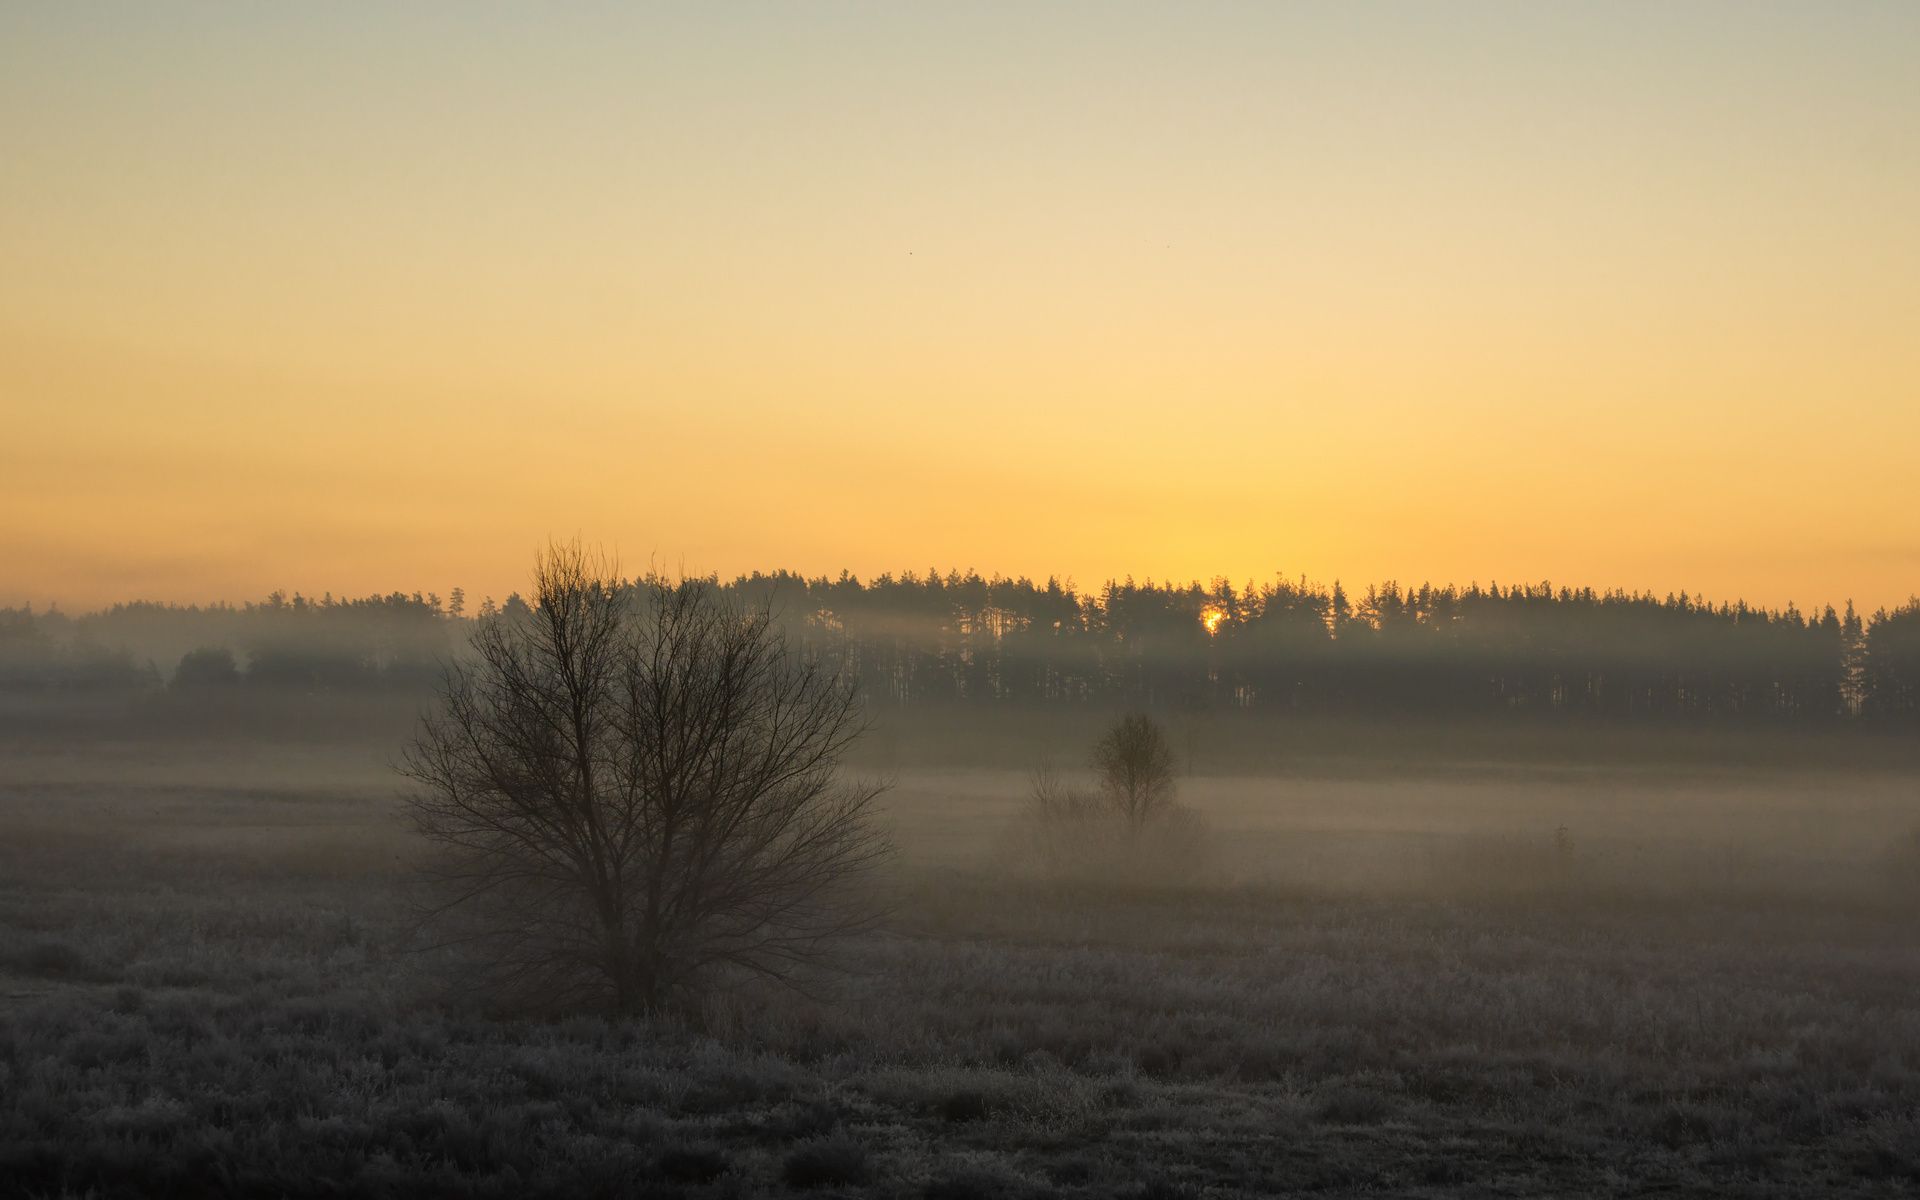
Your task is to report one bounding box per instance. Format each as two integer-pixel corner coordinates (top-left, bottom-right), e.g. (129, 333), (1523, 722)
(3, 731), (1919, 1197)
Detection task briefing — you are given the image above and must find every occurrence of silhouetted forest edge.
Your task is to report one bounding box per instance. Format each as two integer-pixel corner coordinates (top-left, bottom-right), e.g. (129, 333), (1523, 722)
(5, 571), (1919, 746)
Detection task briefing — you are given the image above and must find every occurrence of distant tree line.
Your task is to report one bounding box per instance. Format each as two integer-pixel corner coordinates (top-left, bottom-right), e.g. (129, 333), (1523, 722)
(728, 572), (1919, 727)
(5, 572), (1920, 727)
(0, 591), (461, 695)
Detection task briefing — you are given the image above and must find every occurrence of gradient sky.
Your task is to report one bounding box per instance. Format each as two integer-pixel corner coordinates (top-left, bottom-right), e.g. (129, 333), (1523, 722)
(5, 2), (1918, 614)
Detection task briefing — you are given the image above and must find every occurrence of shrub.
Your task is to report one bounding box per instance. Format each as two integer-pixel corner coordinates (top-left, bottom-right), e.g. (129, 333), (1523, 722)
(16, 940), (91, 980)
(172, 646), (239, 688)
(654, 1144), (730, 1184)
(1883, 828), (1920, 895)
(938, 1089), (994, 1123)
(926, 1165), (1029, 1200)
(1313, 1085), (1395, 1125)
(1012, 761), (1210, 887)
(782, 1136), (871, 1190)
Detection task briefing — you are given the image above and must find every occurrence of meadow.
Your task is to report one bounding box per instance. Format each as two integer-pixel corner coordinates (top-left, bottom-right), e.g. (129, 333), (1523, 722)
(4, 721), (1920, 1197)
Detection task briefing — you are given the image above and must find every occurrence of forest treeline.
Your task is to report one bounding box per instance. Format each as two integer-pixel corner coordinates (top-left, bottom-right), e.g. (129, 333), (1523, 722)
(4, 572), (1920, 727)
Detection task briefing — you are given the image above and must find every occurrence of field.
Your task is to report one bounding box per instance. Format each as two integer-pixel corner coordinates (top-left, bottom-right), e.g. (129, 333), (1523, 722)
(4, 725), (1920, 1197)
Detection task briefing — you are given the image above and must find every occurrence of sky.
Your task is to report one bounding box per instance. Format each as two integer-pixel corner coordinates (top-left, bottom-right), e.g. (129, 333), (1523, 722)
(4, 2), (1918, 614)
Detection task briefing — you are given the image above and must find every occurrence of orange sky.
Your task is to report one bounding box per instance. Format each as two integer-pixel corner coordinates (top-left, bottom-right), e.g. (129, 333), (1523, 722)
(4, 4), (1918, 614)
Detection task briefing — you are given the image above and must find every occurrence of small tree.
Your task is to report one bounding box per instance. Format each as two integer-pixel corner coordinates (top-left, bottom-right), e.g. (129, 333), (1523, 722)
(1015, 713), (1207, 884)
(1090, 712), (1177, 835)
(403, 543), (889, 1015)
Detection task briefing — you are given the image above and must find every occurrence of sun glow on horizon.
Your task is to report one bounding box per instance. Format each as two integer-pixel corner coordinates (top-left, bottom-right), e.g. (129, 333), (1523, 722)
(3, 4), (1919, 614)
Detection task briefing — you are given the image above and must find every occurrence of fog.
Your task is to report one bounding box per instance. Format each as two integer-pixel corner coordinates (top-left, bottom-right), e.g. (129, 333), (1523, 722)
(5, 598), (1920, 1195)
(11, 1), (1920, 1190)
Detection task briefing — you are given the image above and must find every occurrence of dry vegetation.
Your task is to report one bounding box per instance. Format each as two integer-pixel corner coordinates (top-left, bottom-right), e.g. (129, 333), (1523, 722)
(4, 733), (1920, 1197)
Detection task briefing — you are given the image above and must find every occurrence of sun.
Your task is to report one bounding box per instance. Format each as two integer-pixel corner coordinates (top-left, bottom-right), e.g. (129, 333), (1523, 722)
(1201, 606), (1227, 636)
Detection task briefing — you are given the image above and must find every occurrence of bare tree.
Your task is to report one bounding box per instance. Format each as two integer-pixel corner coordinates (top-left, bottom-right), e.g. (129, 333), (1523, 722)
(402, 543), (889, 1015)
(1090, 712), (1177, 835)
(1011, 714), (1207, 885)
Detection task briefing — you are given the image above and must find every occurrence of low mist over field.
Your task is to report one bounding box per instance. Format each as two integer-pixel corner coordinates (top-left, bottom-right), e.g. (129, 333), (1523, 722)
(4, 554), (1920, 1196)
(7, 3), (1920, 1196)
